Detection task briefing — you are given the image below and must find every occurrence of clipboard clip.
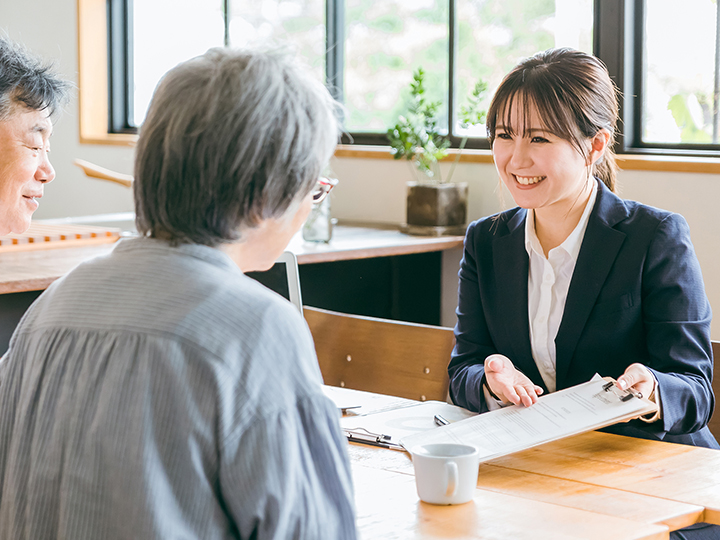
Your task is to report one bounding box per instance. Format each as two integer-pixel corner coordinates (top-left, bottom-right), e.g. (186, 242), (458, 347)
(344, 427), (403, 450)
(602, 380), (642, 402)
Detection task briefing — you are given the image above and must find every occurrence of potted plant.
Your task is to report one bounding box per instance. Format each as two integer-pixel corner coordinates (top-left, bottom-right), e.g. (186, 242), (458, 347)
(387, 69), (486, 235)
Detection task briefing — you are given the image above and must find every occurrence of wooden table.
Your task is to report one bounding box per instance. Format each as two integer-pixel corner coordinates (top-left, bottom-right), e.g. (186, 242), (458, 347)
(344, 389), (720, 539)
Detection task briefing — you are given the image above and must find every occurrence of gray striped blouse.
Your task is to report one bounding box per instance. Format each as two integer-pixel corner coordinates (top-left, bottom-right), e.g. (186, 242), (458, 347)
(0, 237), (357, 539)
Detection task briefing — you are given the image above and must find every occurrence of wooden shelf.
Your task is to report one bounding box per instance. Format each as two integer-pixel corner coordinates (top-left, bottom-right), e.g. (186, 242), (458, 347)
(0, 223), (464, 295)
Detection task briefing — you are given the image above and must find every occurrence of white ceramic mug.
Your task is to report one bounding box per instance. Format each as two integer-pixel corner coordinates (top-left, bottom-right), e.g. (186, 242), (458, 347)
(410, 443), (480, 505)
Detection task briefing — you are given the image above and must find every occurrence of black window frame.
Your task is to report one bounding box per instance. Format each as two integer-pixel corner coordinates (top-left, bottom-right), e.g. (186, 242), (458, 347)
(107, 0), (134, 134)
(108, 0), (720, 158)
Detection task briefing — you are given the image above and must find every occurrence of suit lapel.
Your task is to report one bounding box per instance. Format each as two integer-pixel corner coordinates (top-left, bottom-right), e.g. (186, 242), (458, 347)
(492, 209), (546, 389)
(554, 183), (629, 388)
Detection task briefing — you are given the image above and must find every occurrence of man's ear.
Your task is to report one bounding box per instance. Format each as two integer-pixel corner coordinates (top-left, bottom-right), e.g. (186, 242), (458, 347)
(588, 129), (611, 165)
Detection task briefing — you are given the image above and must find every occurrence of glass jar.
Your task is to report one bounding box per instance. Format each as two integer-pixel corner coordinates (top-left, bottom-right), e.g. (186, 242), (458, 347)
(302, 196), (333, 243)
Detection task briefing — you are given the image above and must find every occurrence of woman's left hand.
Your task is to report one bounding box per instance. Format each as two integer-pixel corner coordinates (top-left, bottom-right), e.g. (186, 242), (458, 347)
(616, 363), (656, 399)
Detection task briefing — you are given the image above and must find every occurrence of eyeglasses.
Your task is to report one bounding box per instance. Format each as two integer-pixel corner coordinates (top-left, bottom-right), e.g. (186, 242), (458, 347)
(312, 177), (338, 204)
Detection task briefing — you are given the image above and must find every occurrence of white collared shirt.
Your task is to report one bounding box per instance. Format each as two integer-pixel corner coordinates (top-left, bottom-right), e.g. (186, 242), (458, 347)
(482, 181), (597, 409)
(524, 182), (598, 393)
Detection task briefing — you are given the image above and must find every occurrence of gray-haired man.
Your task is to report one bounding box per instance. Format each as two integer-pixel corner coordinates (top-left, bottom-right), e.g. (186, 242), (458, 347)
(0, 37), (69, 235)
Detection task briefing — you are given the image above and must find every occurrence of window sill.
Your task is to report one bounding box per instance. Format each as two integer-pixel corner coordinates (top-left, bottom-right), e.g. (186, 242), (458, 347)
(334, 145), (720, 174)
(334, 145), (494, 163)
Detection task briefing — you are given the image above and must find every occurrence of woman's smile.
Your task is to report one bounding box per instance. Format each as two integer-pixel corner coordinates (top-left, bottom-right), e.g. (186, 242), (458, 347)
(514, 175), (546, 186)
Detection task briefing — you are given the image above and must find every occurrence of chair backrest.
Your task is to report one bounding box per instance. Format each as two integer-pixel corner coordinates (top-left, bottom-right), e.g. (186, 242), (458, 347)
(710, 340), (720, 440)
(304, 306), (454, 402)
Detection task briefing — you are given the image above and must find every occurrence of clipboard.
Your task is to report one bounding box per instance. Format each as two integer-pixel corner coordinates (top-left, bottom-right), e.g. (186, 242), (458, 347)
(399, 375), (658, 461)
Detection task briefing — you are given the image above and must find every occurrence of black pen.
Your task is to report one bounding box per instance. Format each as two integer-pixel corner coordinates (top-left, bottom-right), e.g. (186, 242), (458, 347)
(434, 414), (450, 426)
(344, 432), (404, 451)
(346, 435), (395, 449)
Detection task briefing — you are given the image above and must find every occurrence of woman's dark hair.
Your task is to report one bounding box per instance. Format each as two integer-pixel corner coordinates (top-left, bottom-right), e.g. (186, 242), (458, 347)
(486, 48), (620, 192)
(133, 47), (340, 246)
(0, 37), (70, 120)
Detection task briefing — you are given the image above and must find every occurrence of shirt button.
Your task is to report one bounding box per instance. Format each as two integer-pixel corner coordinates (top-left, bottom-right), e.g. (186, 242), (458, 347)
(544, 274), (554, 283)
(538, 316), (547, 324)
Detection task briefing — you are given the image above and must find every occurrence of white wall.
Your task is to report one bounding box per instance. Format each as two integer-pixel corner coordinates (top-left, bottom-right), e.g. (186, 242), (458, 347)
(3, 0), (720, 339)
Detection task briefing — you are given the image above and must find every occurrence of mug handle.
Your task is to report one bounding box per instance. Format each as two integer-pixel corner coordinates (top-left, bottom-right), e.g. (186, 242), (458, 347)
(445, 461), (458, 497)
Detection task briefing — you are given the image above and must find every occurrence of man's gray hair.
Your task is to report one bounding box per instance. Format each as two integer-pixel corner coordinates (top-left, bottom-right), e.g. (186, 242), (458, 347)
(0, 37), (70, 120)
(134, 47), (341, 246)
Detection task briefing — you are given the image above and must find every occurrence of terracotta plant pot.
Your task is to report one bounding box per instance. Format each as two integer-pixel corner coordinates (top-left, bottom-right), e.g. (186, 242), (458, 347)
(404, 181), (468, 236)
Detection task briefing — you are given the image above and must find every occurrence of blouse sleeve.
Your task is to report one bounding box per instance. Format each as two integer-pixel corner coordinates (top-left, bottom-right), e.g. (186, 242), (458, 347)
(220, 394), (357, 540)
(217, 299), (357, 539)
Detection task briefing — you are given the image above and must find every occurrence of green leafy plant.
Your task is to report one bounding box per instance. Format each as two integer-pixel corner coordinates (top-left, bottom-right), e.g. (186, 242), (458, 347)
(446, 79), (488, 184)
(459, 79), (488, 129)
(387, 69), (487, 184)
(387, 68), (450, 181)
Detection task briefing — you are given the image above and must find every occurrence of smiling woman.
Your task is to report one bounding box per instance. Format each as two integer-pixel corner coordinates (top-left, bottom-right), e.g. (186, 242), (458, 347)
(449, 50), (719, 540)
(0, 37), (70, 235)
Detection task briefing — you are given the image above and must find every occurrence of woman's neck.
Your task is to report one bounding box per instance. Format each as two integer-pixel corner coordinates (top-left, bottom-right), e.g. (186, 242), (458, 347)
(533, 180), (594, 257)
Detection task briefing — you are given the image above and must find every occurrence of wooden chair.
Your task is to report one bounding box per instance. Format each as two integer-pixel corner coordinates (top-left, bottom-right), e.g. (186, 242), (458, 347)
(303, 306), (454, 402)
(710, 340), (720, 440)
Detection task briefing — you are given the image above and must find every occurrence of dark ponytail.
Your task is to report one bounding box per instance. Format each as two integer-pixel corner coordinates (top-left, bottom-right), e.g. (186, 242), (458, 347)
(593, 149), (617, 193)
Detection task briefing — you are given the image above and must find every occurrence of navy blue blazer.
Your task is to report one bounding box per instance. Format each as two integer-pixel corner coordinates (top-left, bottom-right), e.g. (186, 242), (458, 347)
(448, 181), (718, 448)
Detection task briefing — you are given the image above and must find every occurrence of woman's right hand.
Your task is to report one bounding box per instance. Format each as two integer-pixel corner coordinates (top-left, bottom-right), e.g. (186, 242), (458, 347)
(484, 354), (544, 407)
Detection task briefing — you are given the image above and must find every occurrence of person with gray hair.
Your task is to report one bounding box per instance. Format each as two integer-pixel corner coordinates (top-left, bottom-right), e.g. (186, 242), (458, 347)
(0, 37), (69, 235)
(0, 48), (356, 539)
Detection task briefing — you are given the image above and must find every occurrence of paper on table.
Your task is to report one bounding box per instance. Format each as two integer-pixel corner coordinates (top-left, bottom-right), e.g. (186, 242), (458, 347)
(341, 400), (477, 442)
(399, 376), (658, 462)
(322, 385), (362, 411)
(322, 385), (417, 415)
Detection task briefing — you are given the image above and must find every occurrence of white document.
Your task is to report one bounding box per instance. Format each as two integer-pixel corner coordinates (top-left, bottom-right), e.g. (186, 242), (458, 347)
(399, 376), (658, 462)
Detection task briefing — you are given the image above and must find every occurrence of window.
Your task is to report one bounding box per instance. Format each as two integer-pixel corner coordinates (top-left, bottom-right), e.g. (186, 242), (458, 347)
(132, 1), (225, 128)
(107, 0), (720, 157)
(631, 0), (720, 153)
(110, 0), (593, 149)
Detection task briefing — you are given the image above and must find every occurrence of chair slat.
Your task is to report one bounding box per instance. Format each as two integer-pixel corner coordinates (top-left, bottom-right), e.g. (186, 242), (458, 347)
(304, 306), (454, 402)
(710, 341), (720, 440)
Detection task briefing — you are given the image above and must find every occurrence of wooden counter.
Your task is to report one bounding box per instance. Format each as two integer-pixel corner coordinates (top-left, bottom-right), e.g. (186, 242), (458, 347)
(0, 223), (464, 295)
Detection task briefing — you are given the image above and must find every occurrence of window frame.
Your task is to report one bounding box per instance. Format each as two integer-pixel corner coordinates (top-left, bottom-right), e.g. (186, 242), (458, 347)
(107, 0), (134, 134)
(106, 0), (491, 149)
